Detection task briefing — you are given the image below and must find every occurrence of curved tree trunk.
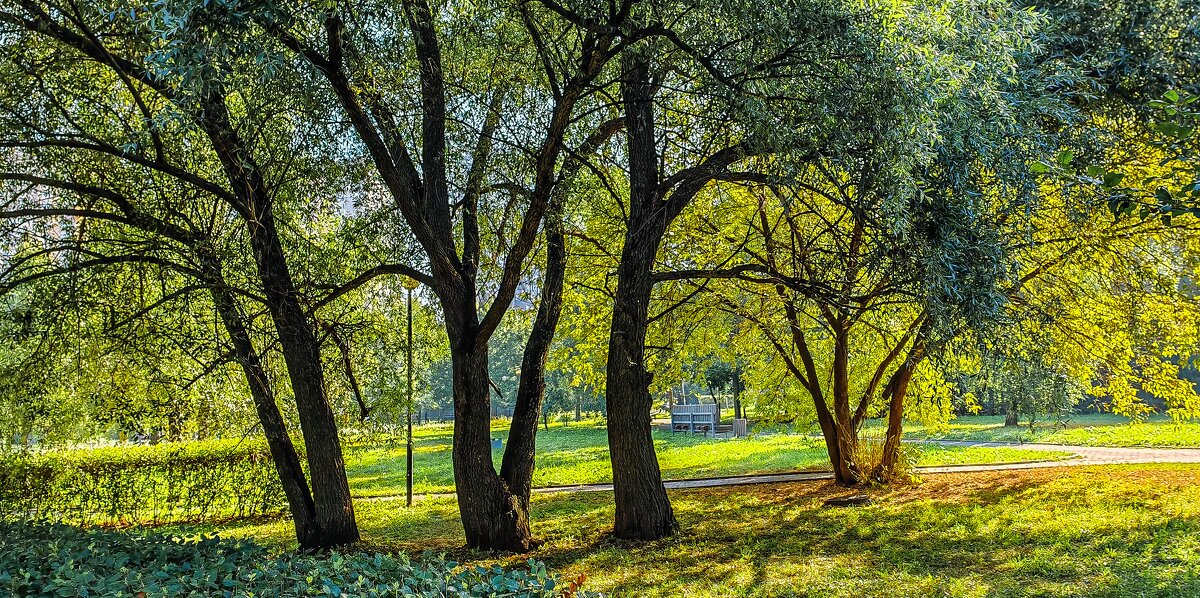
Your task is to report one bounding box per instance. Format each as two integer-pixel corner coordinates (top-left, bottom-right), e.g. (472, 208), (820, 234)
(500, 199), (567, 510)
(204, 99), (358, 548)
(874, 365), (915, 483)
(244, 213), (359, 548)
(201, 253), (320, 549)
(814, 402), (860, 485)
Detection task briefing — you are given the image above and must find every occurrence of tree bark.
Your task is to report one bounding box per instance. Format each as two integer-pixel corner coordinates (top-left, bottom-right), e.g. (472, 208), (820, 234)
(203, 99), (358, 548)
(830, 325), (861, 484)
(447, 316), (532, 551)
(814, 400), (859, 485)
(604, 53), (678, 540)
(500, 194), (567, 509)
(240, 188), (358, 549)
(874, 364), (915, 482)
(201, 253), (320, 549)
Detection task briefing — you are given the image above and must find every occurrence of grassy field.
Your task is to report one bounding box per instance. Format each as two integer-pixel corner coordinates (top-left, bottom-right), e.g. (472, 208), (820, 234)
(342, 420), (1070, 497)
(198, 463), (1200, 597)
(892, 413), (1200, 447)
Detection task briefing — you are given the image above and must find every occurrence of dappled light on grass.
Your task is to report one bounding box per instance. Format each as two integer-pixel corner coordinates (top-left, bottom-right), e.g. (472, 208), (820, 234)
(896, 414), (1200, 448)
(339, 420), (1070, 499)
(522, 465), (1200, 596)
(175, 464), (1200, 596)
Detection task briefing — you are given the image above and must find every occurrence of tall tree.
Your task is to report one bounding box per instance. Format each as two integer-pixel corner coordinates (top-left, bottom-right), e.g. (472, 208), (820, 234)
(601, 0), (893, 536)
(199, 0), (631, 550)
(0, 0), (409, 548)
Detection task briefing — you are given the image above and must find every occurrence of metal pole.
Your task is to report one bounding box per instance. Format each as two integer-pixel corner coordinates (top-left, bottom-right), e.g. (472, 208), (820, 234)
(406, 284), (414, 507)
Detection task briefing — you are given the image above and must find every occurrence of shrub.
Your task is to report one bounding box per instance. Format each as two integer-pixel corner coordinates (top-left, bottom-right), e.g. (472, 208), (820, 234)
(0, 522), (590, 597)
(0, 439), (290, 525)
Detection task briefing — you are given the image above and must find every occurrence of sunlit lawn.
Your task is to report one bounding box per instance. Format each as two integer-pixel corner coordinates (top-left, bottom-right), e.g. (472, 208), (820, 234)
(343, 419), (1070, 498)
(891, 413), (1200, 448)
(201, 464), (1200, 597)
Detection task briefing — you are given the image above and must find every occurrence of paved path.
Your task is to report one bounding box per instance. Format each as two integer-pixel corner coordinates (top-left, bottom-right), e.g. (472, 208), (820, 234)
(362, 441), (1200, 502)
(915, 439), (1200, 465)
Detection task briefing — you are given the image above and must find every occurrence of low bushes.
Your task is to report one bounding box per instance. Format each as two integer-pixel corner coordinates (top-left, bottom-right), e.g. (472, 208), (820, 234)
(0, 522), (587, 597)
(0, 439), (289, 525)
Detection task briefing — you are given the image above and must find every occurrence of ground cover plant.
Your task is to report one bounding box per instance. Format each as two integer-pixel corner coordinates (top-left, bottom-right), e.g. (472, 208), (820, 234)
(0, 522), (584, 597)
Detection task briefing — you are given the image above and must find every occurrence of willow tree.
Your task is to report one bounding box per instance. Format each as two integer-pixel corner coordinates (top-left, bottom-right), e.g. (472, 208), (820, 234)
(640, 0), (1081, 484)
(0, 0), (409, 548)
(137, 0), (640, 550)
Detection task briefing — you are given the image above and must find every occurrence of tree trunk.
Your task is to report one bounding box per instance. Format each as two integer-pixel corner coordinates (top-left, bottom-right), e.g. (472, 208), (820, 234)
(244, 212), (359, 548)
(500, 197), (567, 509)
(814, 402), (859, 485)
(830, 326), (862, 484)
(203, 257), (320, 549)
(605, 215), (677, 539)
(604, 53), (678, 541)
(447, 322), (532, 551)
(204, 98), (358, 548)
(1004, 398), (1020, 427)
(874, 365), (915, 482)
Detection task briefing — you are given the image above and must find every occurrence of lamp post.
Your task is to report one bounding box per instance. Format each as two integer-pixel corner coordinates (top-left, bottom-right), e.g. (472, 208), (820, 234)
(403, 276), (419, 507)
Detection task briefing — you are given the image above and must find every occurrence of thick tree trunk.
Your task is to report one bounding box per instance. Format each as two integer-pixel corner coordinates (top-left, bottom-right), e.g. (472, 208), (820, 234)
(500, 199), (567, 509)
(606, 232), (678, 540)
(448, 323), (532, 551)
(603, 53), (678, 540)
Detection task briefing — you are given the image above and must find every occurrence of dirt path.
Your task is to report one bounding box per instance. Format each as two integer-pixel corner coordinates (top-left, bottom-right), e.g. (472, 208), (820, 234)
(362, 441), (1200, 502)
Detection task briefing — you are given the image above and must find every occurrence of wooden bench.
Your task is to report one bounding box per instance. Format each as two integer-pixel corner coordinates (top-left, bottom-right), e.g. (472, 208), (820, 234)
(671, 404), (720, 434)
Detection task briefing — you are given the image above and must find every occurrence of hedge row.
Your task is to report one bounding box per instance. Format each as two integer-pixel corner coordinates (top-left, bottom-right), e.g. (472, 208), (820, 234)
(0, 439), (291, 525)
(0, 522), (590, 597)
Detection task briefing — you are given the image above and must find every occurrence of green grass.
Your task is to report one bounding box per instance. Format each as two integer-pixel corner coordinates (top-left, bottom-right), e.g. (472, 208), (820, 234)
(894, 413), (1200, 447)
(192, 464), (1200, 596)
(342, 420), (1070, 498)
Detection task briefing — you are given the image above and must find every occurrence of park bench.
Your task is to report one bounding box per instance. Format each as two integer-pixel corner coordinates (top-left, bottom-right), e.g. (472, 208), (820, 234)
(671, 403), (720, 434)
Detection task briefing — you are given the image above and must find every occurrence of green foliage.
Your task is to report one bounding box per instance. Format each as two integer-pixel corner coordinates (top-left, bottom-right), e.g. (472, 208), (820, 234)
(0, 439), (290, 525)
(0, 521), (582, 597)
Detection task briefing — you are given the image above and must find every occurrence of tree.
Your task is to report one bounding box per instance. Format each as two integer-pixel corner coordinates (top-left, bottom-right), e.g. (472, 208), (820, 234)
(0, 0), (408, 547)
(596, 0), (903, 535)
(179, 0), (632, 550)
(651, 0), (1076, 484)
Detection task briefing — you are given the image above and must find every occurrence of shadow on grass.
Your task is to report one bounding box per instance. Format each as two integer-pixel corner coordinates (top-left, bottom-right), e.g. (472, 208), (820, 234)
(512, 467), (1200, 597)
(137, 464), (1200, 597)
